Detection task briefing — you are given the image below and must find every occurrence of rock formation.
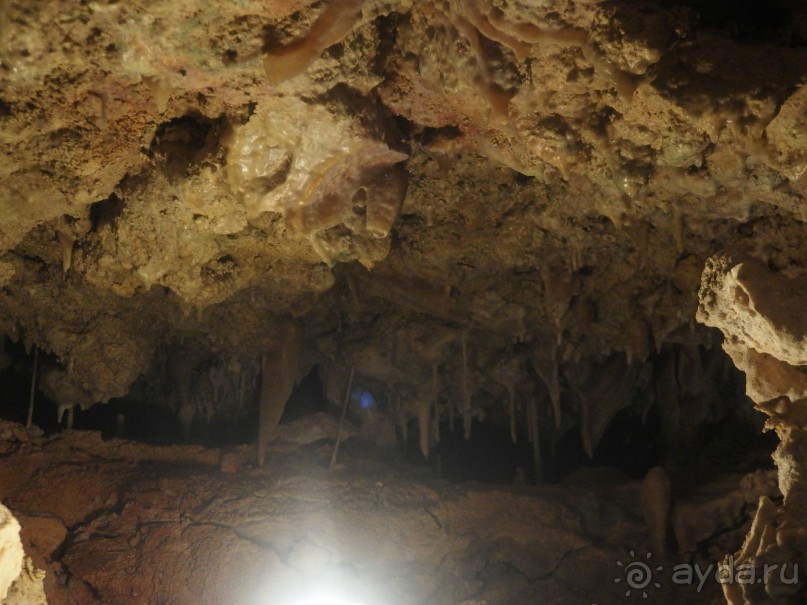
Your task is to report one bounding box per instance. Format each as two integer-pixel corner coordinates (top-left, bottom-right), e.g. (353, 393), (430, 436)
(2, 0), (807, 602)
(698, 254), (807, 603)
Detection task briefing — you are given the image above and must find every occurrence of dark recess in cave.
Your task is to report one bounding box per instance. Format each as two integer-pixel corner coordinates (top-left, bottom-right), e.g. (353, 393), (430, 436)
(89, 192), (125, 232)
(0, 338), (61, 434)
(0, 337), (776, 490)
(148, 113), (227, 182)
(658, 0), (805, 45)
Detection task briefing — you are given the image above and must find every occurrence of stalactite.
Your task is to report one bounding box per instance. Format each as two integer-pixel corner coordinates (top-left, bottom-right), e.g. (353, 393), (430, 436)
(626, 317), (651, 366)
(237, 368), (246, 411)
(330, 365), (355, 469)
(394, 393), (408, 443)
(448, 391), (455, 432)
(461, 330), (472, 441)
(262, 0), (363, 85)
(432, 363), (440, 445)
(492, 356), (522, 445)
(635, 219), (650, 270)
(25, 347), (38, 430)
(672, 203), (685, 254)
(142, 75), (172, 112)
(257, 319), (304, 466)
(56, 229), (74, 273)
(58, 403), (75, 429)
(526, 393), (542, 481)
(418, 398), (431, 458)
(571, 356), (640, 458)
(507, 381), (517, 444)
(532, 345), (562, 429)
(568, 241), (583, 273)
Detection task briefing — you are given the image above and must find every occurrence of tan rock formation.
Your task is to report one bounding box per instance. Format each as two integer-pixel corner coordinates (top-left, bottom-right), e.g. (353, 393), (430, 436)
(698, 253), (807, 603)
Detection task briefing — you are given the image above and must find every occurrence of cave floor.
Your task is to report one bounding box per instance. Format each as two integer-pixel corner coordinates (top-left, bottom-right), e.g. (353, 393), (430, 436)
(0, 420), (755, 605)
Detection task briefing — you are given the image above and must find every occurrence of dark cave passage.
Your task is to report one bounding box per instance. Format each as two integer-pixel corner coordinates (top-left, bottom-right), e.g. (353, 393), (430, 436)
(0, 335), (776, 493)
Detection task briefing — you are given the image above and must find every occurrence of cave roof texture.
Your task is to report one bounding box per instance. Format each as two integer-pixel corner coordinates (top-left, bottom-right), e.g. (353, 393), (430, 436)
(2, 0), (807, 446)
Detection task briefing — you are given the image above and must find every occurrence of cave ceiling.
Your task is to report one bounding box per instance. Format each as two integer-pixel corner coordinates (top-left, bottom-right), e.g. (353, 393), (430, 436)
(2, 0), (807, 456)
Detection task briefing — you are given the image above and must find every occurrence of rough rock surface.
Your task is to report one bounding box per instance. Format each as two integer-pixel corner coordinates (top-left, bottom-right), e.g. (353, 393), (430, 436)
(0, 499), (46, 605)
(0, 502), (23, 601)
(698, 254), (807, 604)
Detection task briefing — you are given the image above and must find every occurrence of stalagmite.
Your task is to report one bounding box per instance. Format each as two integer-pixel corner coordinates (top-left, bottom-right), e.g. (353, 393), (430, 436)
(640, 466), (671, 556)
(258, 318), (304, 467)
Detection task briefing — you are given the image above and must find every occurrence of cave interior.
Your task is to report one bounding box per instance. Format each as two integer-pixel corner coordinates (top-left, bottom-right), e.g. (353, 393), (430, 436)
(2, 0), (807, 603)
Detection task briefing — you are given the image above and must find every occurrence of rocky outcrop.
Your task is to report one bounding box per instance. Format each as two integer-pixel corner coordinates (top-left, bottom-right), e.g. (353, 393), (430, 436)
(0, 500), (47, 605)
(698, 254), (807, 603)
(0, 503), (23, 601)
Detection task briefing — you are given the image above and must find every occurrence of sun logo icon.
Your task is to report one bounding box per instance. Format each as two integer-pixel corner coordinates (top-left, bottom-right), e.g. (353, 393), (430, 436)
(614, 550), (663, 598)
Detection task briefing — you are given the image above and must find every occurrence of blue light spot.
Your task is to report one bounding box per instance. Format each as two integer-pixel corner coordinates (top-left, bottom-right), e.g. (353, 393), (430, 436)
(352, 388), (376, 409)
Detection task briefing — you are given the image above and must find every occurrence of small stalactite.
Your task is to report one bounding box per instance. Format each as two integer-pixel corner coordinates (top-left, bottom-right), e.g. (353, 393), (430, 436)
(58, 403), (76, 429)
(142, 75), (172, 113)
(506, 381), (517, 444)
(56, 229), (74, 274)
(526, 392), (542, 482)
(393, 393), (408, 443)
(262, 0), (363, 85)
(568, 241), (583, 273)
(626, 316), (651, 366)
(492, 355), (522, 446)
(461, 331), (472, 441)
(672, 203), (685, 254)
(432, 363), (440, 445)
(448, 391), (455, 432)
(532, 345), (562, 430)
(417, 398), (431, 458)
(630, 218), (650, 271)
